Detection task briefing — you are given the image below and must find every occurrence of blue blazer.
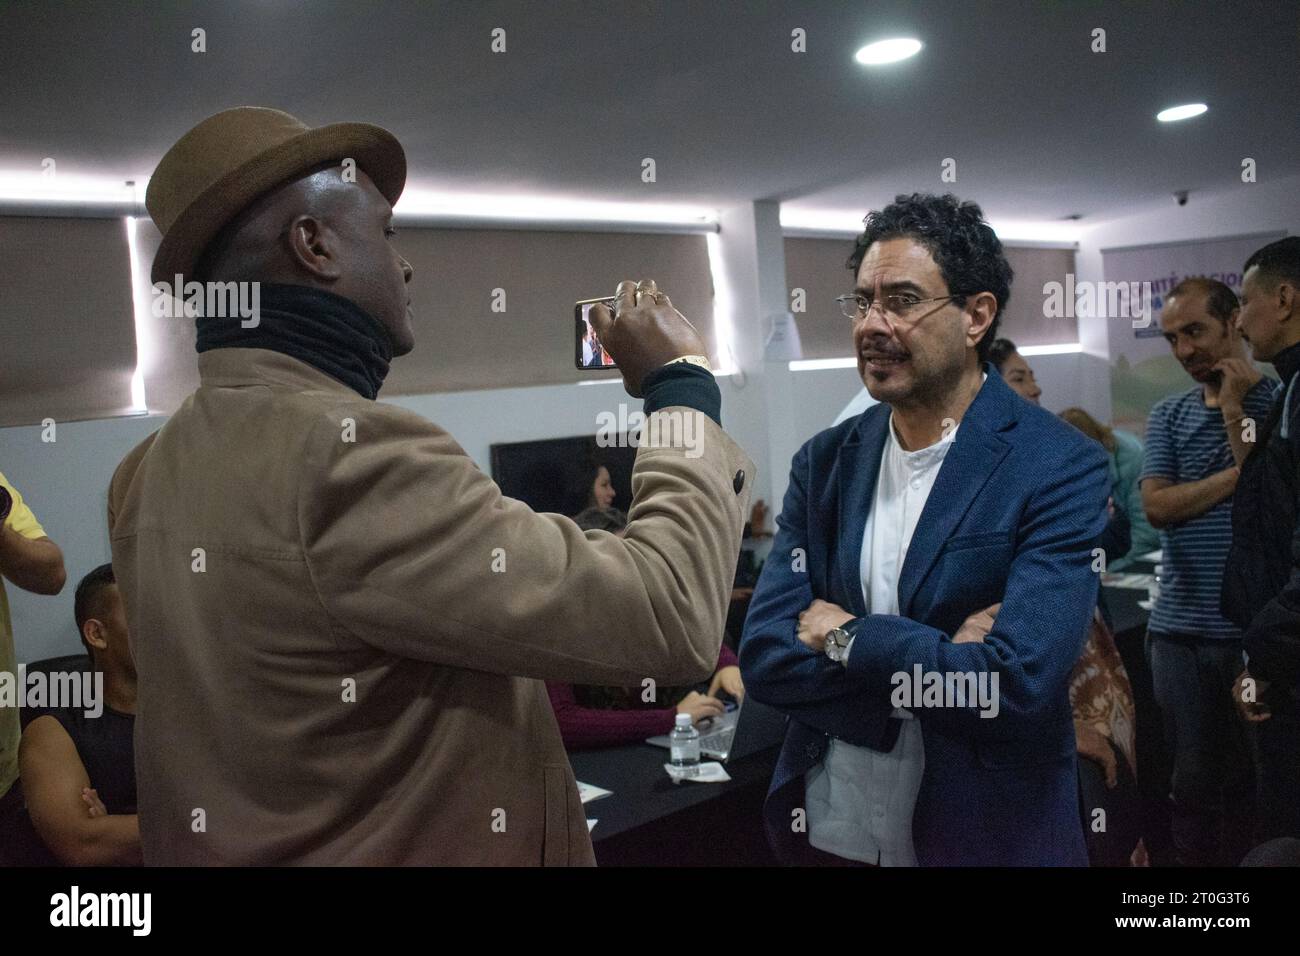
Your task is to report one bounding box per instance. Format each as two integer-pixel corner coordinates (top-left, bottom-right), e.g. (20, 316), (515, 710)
(739, 368), (1109, 866)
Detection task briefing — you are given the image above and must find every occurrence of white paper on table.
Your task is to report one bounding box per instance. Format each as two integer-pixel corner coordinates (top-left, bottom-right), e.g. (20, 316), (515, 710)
(586, 819), (598, 832)
(576, 781), (612, 804)
(664, 761), (731, 783)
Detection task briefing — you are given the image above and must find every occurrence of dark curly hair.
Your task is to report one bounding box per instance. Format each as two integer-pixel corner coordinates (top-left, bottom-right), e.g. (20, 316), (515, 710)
(987, 337), (1020, 373)
(846, 193), (1014, 363)
(1244, 236), (1300, 290)
(562, 459), (610, 517)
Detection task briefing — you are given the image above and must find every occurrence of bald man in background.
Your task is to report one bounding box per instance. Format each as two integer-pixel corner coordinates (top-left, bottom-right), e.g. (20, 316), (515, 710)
(108, 107), (753, 864)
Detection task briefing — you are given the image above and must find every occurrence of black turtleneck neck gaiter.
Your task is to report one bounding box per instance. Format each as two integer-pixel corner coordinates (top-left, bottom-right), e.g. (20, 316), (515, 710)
(195, 282), (393, 400)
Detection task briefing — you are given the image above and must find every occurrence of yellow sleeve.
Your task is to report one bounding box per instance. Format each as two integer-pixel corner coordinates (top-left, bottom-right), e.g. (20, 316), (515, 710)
(0, 471), (48, 541)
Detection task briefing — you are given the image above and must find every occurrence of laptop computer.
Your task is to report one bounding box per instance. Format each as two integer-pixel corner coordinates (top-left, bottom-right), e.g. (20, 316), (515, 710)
(645, 695), (786, 762)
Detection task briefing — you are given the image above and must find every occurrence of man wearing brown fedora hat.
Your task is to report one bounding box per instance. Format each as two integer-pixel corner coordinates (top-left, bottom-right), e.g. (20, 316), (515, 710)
(106, 107), (754, 865)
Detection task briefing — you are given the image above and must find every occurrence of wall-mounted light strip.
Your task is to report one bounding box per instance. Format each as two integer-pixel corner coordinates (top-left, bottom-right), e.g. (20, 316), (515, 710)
(0, 171), (144, 207)
(779, 207), (1083, 246)
(576, 377), (624, 386)
(124, 217), (152, 412)
(0, 173), (721, 234)
(787, 343), (1082, 371)
(1017, 343), (1083, 356)
(705, 231), (738, 376)
(0, 173), (147, 223)
(394, 187), (718, 234)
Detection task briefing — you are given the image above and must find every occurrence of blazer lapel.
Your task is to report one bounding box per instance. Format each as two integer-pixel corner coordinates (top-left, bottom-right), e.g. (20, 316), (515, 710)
(896, 373), (1015, 616)
(836, 408), (890, 616)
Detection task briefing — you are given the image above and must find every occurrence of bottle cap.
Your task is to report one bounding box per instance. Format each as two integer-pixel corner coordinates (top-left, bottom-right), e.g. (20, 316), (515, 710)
(675, 713), (693, 728)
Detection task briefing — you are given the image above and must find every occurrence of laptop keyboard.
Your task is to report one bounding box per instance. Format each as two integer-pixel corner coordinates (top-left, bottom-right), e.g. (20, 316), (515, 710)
(700, 726), (736, 755)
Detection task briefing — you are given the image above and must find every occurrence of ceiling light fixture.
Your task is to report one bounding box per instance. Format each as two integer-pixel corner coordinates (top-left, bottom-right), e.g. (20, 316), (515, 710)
(1156, 103), (1208, 123)
(855, 38), (923, 65)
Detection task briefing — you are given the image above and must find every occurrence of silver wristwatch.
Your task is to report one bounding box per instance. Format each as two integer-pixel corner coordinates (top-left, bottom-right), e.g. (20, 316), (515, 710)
(825, 624), (856, 664)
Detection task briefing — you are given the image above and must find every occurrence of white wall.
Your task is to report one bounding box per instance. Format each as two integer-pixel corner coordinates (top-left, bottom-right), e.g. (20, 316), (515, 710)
(11, 178), (1293, 664)
(0, 369), (802, 663)
(1076, 172), (1300, 281)
(0, 348), (1101, 665)
(1072, 171), (1300, 419)
(1029, 351), (1091, 415)
(0, 413), (163, 662)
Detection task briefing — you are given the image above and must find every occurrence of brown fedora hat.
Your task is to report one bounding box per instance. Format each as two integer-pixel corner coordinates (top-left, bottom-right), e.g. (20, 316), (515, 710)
(146, 106), (406, 285)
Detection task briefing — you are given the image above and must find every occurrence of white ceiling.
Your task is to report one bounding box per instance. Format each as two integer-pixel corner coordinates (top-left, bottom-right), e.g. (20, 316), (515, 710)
(2, 0), (1297, 228)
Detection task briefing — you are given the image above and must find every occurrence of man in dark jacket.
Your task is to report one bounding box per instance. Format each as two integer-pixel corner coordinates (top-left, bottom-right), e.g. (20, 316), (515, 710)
(740, 193), (1108, 866)
(1221, 236), (1300, 843)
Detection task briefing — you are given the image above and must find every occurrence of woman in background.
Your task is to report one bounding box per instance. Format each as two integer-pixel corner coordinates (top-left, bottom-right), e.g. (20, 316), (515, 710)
(563, 461), (617, 516)
(989, 339), (1142, 863)
(546, 507), (744, 750)
(989, 339), (1138, 564)
(1060, 406), (1159, 570)
(988, 337), (1042, 404)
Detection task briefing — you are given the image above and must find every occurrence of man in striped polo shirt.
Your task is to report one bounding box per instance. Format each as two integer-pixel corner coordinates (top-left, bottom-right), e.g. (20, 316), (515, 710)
(1140, 277), (1279, 866)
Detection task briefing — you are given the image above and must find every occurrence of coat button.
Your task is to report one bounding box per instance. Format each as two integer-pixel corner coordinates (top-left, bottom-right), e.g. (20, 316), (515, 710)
(733, 469), (745, 494)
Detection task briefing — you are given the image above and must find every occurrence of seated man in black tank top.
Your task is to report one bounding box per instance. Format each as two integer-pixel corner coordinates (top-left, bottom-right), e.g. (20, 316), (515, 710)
(19, 564), (139, 865)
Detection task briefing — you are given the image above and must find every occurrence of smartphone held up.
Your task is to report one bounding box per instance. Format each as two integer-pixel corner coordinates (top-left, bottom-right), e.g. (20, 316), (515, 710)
(575, 296), (618, 370)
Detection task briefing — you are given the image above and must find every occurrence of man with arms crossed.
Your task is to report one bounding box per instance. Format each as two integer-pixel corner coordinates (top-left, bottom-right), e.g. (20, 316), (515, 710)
(741, 193), (1109, 866)
(21, 564), (140, 866)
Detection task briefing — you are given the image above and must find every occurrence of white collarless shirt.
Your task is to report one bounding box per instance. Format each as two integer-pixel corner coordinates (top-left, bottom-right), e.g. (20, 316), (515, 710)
(805, 406), (963, 866)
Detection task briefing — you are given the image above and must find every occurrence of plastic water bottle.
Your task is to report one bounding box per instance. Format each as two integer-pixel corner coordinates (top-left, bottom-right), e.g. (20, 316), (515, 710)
(669, 713), (701, 776)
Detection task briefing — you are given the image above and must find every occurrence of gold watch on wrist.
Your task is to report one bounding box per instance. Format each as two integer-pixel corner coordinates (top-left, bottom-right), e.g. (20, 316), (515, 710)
(664, 354), (712, 372)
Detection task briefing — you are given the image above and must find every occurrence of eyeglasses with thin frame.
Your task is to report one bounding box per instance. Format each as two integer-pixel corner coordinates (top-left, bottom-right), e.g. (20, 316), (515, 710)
(835, 292), (970, 323)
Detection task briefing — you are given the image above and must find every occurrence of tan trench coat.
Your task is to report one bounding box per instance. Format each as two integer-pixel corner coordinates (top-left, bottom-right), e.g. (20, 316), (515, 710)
(108, 348), (753, 865)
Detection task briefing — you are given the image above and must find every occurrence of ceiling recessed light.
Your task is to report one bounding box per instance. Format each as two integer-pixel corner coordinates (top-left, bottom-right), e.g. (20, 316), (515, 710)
(1156, 103), (1208, 123)
(855, 38), (923, 66)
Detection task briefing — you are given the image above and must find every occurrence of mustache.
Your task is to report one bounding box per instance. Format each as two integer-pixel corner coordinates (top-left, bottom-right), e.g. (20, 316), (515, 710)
(859, 338), (910, 358)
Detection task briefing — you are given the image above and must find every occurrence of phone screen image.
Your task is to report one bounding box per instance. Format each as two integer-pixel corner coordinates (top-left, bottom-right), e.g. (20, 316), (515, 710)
(574, 297), (619, 370)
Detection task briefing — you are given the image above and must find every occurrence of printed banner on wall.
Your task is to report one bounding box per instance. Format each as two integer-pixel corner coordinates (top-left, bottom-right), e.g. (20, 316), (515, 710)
(1101, 231), (1286, 434)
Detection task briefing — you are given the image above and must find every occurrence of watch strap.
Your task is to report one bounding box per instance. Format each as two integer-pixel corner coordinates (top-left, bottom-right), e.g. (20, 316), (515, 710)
(665, 354), (712, 372)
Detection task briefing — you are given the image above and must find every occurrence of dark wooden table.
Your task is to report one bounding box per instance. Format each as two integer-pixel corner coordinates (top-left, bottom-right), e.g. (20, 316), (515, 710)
(568, 739), (780, 866)
(569, 585), (1155, 867)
